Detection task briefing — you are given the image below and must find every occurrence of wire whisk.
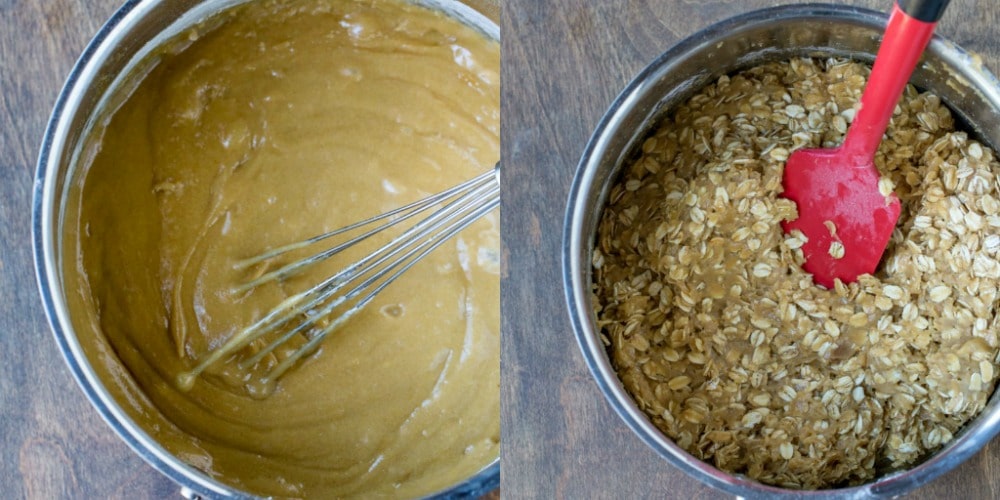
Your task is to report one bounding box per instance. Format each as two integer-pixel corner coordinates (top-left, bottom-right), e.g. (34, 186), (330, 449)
(176, 163), (500, 393)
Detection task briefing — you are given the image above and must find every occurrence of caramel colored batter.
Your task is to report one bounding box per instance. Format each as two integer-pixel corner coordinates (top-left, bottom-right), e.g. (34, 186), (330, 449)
(63, 0), (499, 497)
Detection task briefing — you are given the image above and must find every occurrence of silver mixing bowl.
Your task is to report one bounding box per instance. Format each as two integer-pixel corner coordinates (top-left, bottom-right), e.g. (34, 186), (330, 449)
(33, 0), (499, 498)
(564, 3), (1000, 498)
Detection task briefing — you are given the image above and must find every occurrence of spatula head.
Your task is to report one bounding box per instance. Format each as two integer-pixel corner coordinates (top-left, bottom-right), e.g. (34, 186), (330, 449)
(780, 147), (901, 288)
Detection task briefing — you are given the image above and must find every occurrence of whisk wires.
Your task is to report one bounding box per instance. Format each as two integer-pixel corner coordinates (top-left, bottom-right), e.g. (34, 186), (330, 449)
(176, 165), (499, 392)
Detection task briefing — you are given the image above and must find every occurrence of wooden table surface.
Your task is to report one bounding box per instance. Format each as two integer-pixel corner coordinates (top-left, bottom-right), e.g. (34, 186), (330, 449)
(501, 0), (1000, 499)
(3, 0), (1000, 498)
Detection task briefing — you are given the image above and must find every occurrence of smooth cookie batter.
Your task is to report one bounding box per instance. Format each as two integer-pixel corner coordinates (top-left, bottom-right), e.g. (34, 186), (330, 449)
(64, 0), (499, 497)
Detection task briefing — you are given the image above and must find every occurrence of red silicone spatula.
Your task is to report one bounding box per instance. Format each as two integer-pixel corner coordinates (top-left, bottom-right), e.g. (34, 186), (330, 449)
(781, 0), (949, 288)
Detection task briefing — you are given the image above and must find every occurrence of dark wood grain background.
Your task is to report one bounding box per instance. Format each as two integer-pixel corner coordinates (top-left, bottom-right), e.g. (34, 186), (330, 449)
(501, 0), (1000, 498)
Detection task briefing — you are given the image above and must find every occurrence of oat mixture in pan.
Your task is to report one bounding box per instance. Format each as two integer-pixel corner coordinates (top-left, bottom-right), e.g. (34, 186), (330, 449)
(593, 58), (1000, 488)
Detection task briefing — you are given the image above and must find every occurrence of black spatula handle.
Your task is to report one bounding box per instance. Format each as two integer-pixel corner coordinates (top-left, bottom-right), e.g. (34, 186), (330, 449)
(898, 0), (951, 22)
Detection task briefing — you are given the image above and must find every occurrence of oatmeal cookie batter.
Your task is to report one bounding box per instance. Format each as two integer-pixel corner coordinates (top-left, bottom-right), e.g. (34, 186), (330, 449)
(64, 0), (499, 497)
(595, 58), (1000, 489)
